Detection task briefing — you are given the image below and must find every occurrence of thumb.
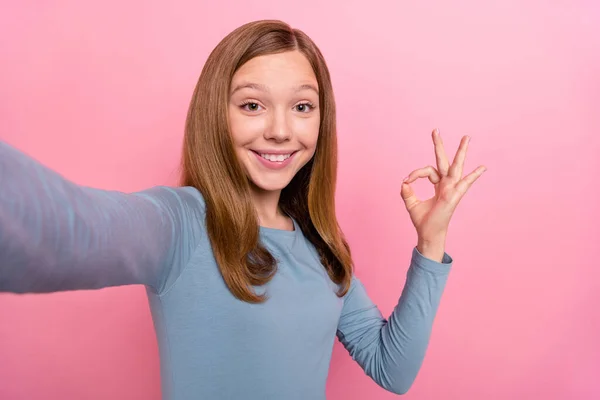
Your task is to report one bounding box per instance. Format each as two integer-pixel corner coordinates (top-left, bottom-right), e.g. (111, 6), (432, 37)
(400, 181), (419, 210)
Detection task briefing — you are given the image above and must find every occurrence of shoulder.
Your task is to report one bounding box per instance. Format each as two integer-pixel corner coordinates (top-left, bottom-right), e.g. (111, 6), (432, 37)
(344, 274), (362, 298)
(132, 185), (206, 218)
(143, 186), (209, 294)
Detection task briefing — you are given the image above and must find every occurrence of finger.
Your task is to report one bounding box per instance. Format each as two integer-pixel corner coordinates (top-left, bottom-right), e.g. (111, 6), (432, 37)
(449, 135), (470, 179)
(455, 165), (487, 194)
(404, 165), (442, 185)
(432, 129), (450, 176)
(401, 166), (441, 209)
(400, 179), (419, 209)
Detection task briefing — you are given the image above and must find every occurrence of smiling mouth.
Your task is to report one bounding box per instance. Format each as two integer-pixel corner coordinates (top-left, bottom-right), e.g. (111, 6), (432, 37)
(251, 150), (298, 162)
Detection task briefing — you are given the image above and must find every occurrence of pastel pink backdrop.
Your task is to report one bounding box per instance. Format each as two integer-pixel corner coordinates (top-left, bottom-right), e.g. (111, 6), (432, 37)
(1, 1), (598, 399)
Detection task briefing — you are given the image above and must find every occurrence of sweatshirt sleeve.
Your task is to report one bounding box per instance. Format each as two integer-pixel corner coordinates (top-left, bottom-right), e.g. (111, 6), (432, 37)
(0, 141), (205, 295)
(336, 246), (453, 395)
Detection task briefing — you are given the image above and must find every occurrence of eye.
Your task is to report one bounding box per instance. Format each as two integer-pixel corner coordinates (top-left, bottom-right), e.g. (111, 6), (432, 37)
(240, 102), (263, 112)
(294, 102), (314, 113)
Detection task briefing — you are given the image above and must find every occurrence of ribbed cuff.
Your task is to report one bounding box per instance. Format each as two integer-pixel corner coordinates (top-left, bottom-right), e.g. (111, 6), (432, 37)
(411, 246), (453, 273)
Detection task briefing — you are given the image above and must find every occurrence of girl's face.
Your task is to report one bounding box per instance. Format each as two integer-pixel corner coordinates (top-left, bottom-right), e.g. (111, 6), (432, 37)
(228, 50), (320, 193)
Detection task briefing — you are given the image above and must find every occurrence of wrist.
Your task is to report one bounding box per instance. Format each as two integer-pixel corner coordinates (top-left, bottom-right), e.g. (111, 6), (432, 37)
(417, 236), (446, 263)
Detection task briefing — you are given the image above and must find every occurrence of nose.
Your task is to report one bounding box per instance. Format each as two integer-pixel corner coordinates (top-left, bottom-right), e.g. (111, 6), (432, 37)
(264, 108), (291, 142)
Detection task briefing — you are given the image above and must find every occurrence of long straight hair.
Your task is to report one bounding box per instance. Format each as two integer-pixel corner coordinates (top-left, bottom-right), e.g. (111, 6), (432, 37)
(180, 20), (353, 303)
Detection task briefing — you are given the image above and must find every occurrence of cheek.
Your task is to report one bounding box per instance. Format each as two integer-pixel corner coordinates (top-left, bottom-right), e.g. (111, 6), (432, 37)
(228, 108), (265, 146)
(293, 117), (320, 149)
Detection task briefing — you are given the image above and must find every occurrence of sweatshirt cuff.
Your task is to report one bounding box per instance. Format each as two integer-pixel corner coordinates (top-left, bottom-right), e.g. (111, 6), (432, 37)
(411, 246), (453, 273)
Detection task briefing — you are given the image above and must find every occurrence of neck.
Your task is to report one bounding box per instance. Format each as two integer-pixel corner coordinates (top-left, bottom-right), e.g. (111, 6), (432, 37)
(249, 184), (291, 230)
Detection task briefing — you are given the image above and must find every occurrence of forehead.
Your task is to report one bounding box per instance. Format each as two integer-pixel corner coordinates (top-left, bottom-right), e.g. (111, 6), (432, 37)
(231, 51), (317, 89)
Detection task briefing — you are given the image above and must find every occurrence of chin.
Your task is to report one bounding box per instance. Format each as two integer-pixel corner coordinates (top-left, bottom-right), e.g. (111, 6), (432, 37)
(245, 165), (296, 192)
(248, 176), (292, 193)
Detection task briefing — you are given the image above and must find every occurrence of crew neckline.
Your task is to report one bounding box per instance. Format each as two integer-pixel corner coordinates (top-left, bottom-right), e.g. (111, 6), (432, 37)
(259, 216), (299, 238)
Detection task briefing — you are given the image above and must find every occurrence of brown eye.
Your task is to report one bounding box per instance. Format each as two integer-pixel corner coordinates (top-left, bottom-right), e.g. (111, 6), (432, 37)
(295, 103), (313, 113)
(241, 102), (263, 112)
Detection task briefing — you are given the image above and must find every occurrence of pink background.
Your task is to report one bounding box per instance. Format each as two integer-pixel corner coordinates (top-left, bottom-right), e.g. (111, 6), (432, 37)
(1, 1), (598, 399)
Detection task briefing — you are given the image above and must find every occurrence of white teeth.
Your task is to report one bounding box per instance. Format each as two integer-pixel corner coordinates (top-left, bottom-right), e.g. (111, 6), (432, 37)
(260, 153), (291, 162)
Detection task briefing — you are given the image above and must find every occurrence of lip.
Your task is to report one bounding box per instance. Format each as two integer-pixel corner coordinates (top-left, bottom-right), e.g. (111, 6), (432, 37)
(251, 150), (297, 170)
(251, 149), (298, 155)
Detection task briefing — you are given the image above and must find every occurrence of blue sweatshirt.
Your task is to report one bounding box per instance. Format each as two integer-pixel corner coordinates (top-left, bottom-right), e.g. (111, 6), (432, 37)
(0, 141), (453, 399)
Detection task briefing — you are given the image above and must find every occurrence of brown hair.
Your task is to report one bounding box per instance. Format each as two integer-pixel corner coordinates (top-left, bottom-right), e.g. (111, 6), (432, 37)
(180, 20), (353, 303)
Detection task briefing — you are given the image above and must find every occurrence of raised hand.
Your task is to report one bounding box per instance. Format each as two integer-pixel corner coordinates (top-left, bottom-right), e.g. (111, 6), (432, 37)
(400, 129), (487, 261)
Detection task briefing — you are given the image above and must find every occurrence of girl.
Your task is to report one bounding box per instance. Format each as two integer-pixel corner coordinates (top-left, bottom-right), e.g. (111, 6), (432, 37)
(0, 19), (486, 399)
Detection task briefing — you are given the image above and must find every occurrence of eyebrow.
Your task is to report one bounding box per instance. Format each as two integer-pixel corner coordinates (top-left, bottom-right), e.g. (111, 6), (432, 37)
(296, 84), (319, 94)
(230, 82), (269, 95)
(230, 82), (319, 95)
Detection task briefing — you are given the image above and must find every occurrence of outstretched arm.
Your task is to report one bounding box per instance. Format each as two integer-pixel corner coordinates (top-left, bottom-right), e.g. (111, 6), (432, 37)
(0, 141), (204, 294)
